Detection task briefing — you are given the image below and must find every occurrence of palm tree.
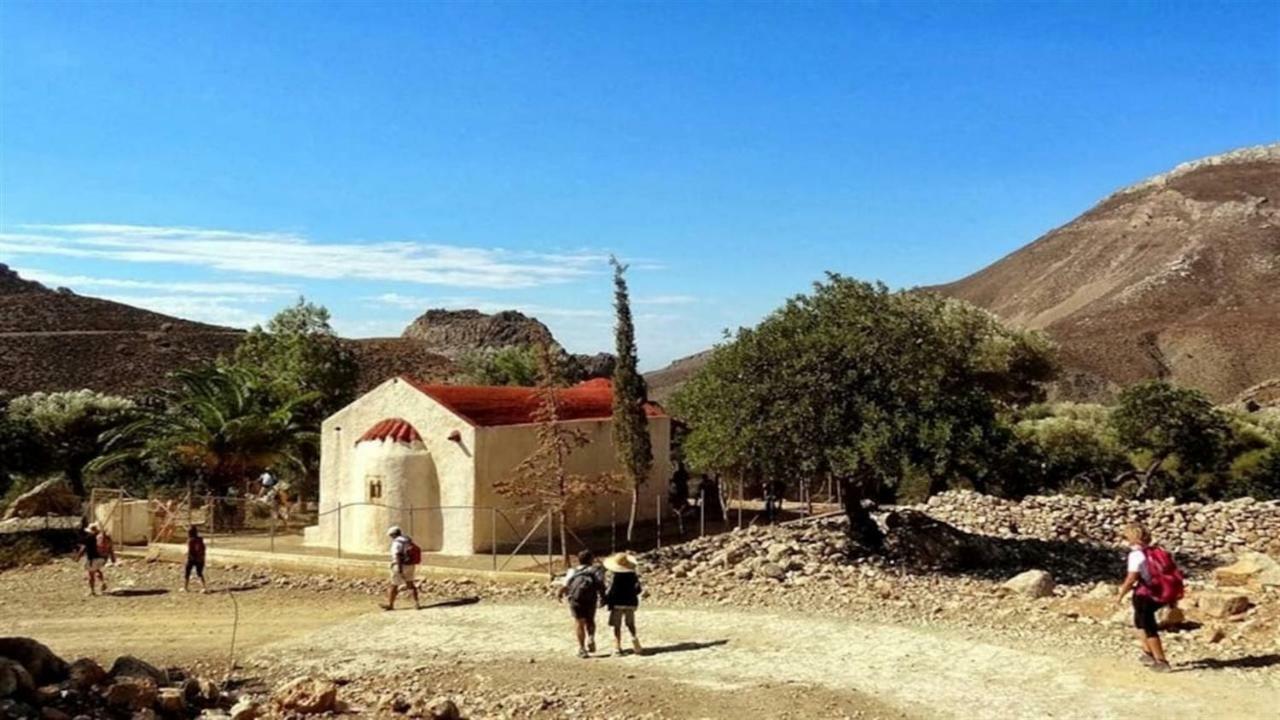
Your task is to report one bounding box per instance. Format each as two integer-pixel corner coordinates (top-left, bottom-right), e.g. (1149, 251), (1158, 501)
(87, 363), (318, 500)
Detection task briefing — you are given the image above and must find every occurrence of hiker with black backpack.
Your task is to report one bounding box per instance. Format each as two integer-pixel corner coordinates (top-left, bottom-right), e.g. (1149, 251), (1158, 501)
(382, 526), (422, 611)
(558, 549), (606, 658)
(1117, 523), (1184, 672)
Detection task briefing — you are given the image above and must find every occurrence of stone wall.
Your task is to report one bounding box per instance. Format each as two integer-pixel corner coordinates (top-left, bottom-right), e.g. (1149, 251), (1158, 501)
(916, 490), (1280, 562)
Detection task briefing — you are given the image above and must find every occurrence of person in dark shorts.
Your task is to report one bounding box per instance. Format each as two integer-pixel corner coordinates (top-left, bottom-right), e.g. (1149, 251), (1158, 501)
(558, 550), (605, 658)
(1117, 524), (1171, 672)
(603, 552), (644, 656)
(73, 524), (108, 596)
(184, 526), (208, 593)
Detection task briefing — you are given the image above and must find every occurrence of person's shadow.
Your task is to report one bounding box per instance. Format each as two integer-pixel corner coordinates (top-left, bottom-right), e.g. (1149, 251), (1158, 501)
(1177, 654), (1280, 672)
(417, 597), (481, 610)
(106, 588), (169, 597)
(638, 639), (729, 656)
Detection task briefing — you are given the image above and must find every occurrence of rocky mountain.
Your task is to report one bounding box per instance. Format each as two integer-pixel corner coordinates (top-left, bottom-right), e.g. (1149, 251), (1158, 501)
(0, 266), (245, 397)
(401, 309), (555, 359)
(933, 143), (1280, 402)
(644, 349), (715, 405)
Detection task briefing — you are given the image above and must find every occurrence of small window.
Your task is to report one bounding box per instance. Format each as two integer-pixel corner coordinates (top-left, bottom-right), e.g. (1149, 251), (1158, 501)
(367, 475), (384, 501)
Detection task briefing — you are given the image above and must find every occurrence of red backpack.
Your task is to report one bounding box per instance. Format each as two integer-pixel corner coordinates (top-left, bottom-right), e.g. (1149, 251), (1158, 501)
(403, 540), (422, 566)
(1139, 546), (1185, 604)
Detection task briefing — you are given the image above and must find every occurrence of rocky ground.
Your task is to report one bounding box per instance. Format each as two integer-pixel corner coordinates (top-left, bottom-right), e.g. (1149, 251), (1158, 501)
(3, 493), (1280, 718)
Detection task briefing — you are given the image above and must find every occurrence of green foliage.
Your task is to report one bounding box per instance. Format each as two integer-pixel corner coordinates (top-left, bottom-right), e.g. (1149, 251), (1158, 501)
(234, 298), (358, 419)
(1227, 446), (1280, 500)
(455, 345), (544, 387)
(610, 257), (653, 541)
(672, 274), (1057, 504)
(1014, 412), (1128, 495)
(87, 363), (318, 495)
(5, 390), (137, 496)
(1109, 381), (1229, 497)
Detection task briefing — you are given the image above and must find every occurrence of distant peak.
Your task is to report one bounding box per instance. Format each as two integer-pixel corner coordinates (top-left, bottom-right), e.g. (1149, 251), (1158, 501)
(1113, 142), (1280, 198)
(0, 264), (49, 295)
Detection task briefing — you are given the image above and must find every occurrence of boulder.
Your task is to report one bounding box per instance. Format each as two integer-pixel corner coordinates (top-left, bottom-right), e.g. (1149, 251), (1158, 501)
(425, 697), (461, 720)
(40, 706), (71, 720)
(1157, 606), (1186, 629)
(229, 698), (259, 720)
(0, 659), (35, 699)
(2, 479), (80, 519)
(1197, 592), (1252, 619)
(68, 658), (106, 691)
(272, 676), (337, 715)
(1213, 552), (1280, 588)
(104, 677), (158, 711)
(0, 638), (70, 685)
(1002, 570), (1055, 598)
(157, 688), (187, 716)
(109, 656), (168, 686)
(1085, 582), (1117, 599)
(758, 563), (786, 581)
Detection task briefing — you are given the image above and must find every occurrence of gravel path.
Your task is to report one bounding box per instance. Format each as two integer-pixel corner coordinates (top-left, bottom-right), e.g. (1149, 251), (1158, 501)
(260, 600), (1280, 719)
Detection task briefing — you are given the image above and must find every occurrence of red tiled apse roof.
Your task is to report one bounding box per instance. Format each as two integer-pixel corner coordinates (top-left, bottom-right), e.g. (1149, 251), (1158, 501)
(400, 377), (665, 427)
(357, 417), (423, 445)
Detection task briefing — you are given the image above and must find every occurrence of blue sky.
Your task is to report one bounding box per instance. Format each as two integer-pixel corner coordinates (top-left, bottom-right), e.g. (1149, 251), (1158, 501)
(1, 1), (1276, 369)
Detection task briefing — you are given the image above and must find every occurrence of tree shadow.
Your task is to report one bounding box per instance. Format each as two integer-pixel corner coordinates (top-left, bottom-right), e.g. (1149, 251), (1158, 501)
(1177, 654), (1280, 672)
(880, 509), (1214, 584)
(418, 596), (481, 610)
(107, 588), (169, 597)
(639, 639), (729, 656)
(223, 581), (270, 592)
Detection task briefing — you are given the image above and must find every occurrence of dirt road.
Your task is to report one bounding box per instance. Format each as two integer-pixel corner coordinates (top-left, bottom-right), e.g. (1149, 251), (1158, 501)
(262, 601), (1280, 720)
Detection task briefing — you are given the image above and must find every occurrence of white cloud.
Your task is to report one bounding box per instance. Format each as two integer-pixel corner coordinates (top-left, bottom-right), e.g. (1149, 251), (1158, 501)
(12, 268), (297, 298)
(97, 294), (268, 329)
(0, 223), (606, 289)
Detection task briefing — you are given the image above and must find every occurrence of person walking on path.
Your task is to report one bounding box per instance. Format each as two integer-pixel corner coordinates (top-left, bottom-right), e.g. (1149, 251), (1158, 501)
(382, 526), (422, 611)
(668, 461), (690, 536)
(1117, 523), (1183, 672)
(74, 523), (115, 596)
(558, 550), (606, 658)
(603, 552), (644, 656)
(184, 526), (208, 593)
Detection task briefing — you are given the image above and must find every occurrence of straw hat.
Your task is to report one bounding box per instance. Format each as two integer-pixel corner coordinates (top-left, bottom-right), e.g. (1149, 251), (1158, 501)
(603, 552), (637, 574)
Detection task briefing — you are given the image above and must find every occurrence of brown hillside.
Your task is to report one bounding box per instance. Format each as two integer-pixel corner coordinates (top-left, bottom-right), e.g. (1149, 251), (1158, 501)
(933, 144), (1280, 402)
(645, 349), (715, 406)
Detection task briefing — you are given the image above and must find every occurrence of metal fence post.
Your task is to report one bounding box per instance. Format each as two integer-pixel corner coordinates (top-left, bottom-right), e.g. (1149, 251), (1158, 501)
(610, 499), (616, 553)
(546, 510), (554, 579)
(336, 501), (343, 560)
(655, 493), (662, 550)
(490, 507), (497, 573)
(408, 503), (414, 539)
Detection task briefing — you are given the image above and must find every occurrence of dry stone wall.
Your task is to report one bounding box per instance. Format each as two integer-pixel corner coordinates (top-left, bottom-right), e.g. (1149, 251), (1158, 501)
(916, 490), (1280, 562)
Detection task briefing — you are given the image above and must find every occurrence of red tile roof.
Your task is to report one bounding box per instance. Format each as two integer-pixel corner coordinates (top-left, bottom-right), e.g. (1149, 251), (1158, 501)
(357, 418), (423, 445)
(400, 377), (665, 428)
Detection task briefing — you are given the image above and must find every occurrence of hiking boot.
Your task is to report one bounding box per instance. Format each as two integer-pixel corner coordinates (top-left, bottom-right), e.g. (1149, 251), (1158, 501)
(1139, 652), (1157, 667)
(614, 644), (625, 656)
(380, 603), (394, 611)
(577, 648), (589, 659)
(632, 638), (644, 656)
(1150, 661), (1172, 673)
(587, 639), (596, 653)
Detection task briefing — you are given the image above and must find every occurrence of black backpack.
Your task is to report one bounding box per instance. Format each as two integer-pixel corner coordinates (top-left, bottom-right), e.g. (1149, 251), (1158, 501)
(566, 567), (602, 606)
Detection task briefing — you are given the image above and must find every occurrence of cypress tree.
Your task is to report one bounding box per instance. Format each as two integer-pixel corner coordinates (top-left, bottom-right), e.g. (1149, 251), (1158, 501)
(610, 257), (653, 541)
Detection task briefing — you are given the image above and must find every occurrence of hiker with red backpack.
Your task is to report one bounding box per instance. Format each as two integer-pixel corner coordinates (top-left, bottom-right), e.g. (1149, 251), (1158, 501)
(382, 526), (422, 611)
(1117, 523), (1184, 672)
(558, 549), (606, 658)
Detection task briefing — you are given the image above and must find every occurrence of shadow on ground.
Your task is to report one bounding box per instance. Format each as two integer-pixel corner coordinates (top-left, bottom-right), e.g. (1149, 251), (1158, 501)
(107, 588), (169, 597)
(419, 597), (481, 610)
(641, 640), (729, 656)
(1178, 654), (1280, 672)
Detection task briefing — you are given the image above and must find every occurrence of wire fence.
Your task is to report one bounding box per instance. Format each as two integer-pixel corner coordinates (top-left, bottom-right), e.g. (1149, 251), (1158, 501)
(85, 481), (841, 577)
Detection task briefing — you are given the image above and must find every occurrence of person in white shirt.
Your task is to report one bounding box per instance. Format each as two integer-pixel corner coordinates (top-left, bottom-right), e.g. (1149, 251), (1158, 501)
(381, 526), (421, 611)
(1116, 524), (1170, 672)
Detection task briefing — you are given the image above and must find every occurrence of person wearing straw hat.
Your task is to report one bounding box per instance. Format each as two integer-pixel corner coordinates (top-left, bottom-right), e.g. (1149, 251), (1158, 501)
(603, 552), (644, 656)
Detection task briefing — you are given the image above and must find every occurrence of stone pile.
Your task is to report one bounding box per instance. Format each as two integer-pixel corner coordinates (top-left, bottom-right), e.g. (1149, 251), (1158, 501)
(644, 515), (853, 586)
(916, 490), (1280, 561)
(0, 638), (233, 720)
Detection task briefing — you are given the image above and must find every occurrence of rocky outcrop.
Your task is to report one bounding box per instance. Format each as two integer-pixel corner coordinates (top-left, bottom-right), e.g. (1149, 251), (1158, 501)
(2, 479), (81, 520)
(0, 264), (47, 296)
(934, 143), (1280, 402)
(401, 309), (554, 359)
